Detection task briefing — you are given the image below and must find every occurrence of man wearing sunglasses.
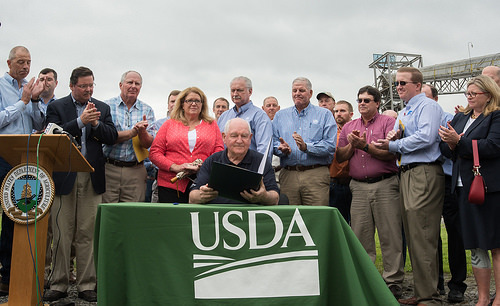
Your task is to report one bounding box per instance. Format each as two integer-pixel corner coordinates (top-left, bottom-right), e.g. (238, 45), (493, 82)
(336, 86), (404, 299)
(374, 67), (444, 306)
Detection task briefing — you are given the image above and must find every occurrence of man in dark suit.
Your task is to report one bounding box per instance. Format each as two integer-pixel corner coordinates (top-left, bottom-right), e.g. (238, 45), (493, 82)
(43, 67), (117, 303)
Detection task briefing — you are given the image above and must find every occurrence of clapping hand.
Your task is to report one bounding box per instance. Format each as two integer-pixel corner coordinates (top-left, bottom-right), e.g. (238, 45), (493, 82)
(81, 102), (101, 126)
(278, 137), (291, 155)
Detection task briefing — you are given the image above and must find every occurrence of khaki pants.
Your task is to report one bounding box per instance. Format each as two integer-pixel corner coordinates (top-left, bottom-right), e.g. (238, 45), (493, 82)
(102, 163), (147, 203)
(400, 164), (444, 305)
(279, 166), (329, 206)
(350, 175), (404, 286)
(50, 172), (101, 292)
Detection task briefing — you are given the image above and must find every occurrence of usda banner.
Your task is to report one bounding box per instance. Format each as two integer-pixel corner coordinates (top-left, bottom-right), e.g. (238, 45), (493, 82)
(95, 203), (397, 306)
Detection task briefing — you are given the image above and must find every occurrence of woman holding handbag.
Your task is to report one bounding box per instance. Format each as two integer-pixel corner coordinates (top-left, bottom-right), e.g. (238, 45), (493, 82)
(439, 75), (500, 306)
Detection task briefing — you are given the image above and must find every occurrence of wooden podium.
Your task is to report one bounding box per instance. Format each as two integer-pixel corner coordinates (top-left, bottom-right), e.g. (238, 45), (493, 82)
(0, 134), (93, 306)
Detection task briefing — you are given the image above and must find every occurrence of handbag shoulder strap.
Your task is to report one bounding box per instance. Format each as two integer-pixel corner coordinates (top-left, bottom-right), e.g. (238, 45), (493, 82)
(472, 139), (480, 168)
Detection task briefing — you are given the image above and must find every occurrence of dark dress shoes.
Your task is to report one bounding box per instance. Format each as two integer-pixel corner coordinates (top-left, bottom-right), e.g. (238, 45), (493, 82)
(78, 290), (97, 302)
(43, 289), (68, 301)
(447, 289), (464, 303)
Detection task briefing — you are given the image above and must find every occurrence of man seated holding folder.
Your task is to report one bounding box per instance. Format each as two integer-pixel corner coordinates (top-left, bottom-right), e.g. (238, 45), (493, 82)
(189, 118), (279, 205)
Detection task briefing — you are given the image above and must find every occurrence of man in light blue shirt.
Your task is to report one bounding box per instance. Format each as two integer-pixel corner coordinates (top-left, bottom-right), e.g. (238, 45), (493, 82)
(0, 46), (45, 295)
(375, 67), (444, 305)
(38, 68), (58, 116)
(103, 71), (155, 203)
(34, 68), (58, 134)
(273, 77), (336, 206)
(217, 76), (273, 159)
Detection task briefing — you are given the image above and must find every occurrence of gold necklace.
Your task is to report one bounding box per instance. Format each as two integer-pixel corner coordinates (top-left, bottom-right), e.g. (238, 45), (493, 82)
(471, 113), (478, 119)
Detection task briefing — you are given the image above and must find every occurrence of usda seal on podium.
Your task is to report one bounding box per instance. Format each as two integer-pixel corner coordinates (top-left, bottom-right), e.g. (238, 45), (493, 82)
(1, 163), (54, 224)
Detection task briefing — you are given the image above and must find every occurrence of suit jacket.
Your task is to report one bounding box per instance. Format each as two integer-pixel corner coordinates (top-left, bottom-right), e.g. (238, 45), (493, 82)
(440, 110), (500, 193)
(46, 94), (117, 195)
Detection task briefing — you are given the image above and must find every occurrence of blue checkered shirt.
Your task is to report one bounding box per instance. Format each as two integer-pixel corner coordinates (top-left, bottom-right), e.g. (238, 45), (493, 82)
(103, 96), (155, 162)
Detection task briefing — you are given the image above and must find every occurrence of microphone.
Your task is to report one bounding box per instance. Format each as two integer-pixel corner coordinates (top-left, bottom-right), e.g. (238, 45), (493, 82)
(44, 123), (64, 134)
(44, 123), (81, 149)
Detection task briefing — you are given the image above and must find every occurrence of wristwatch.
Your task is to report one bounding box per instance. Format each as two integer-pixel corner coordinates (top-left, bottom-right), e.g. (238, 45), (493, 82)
(362, 144), (369, 152)
(31, 97), (41, 102)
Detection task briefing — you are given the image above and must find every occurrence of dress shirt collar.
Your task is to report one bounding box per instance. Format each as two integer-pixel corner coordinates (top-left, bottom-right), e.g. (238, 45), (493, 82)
(40, 95), (56, 105)
(71, 93), (89, 107)
(293, 101), (312, 116)
(4, 72), (27, 89)
(363, 112), (380, 125)
(118, 97), (138, 110)
(404, 92), (425, 108)
(232, 100), (253, 115)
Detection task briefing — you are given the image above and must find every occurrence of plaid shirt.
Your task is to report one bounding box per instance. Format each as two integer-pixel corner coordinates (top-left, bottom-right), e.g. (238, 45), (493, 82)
(103, 96), (155, 162)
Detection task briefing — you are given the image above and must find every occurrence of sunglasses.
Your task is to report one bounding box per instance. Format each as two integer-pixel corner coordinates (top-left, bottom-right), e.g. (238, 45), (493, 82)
(356, 98), (374, 104)
(394, 81), (416, 86)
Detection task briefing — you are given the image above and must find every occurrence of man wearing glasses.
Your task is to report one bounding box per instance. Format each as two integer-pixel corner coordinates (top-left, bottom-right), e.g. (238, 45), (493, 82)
(336, 86), (404, 299)
(102, 71), (155, 203)
(44, 67), (117, 303)
(374, 67), (444, 306)
(217, 76), (272, 159)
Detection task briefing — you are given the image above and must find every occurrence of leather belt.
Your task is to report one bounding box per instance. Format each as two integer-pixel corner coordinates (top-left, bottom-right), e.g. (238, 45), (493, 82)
(106, 158), (143, 167)
(284, 164), (326, 171)
(352, 172), (396, 184)
(331, 177), (351, 185)
(399, 161), (441, 173)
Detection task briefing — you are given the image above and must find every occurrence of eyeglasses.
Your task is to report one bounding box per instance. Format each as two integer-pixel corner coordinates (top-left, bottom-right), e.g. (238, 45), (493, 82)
(464, 92), (487, 98)
(184, 99), (202, 105)
(394, 81), (416, 87)
(356, 98), (374, 104)
(75, 83), (95, 89)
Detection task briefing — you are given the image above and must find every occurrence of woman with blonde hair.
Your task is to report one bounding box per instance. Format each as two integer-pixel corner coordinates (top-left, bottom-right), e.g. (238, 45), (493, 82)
(440, 75), (500, 306)
(150, 87), (224, 203)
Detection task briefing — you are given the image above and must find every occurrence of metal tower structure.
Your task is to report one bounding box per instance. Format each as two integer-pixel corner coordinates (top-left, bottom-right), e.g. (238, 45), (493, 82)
(369, 52), (422, 112)
(370, 52), (500, 112)
(421, 53), (500, 95)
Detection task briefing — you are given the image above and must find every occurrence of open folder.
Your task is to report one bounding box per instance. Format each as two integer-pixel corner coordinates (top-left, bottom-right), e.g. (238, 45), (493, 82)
(208, 161), (262, 203)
